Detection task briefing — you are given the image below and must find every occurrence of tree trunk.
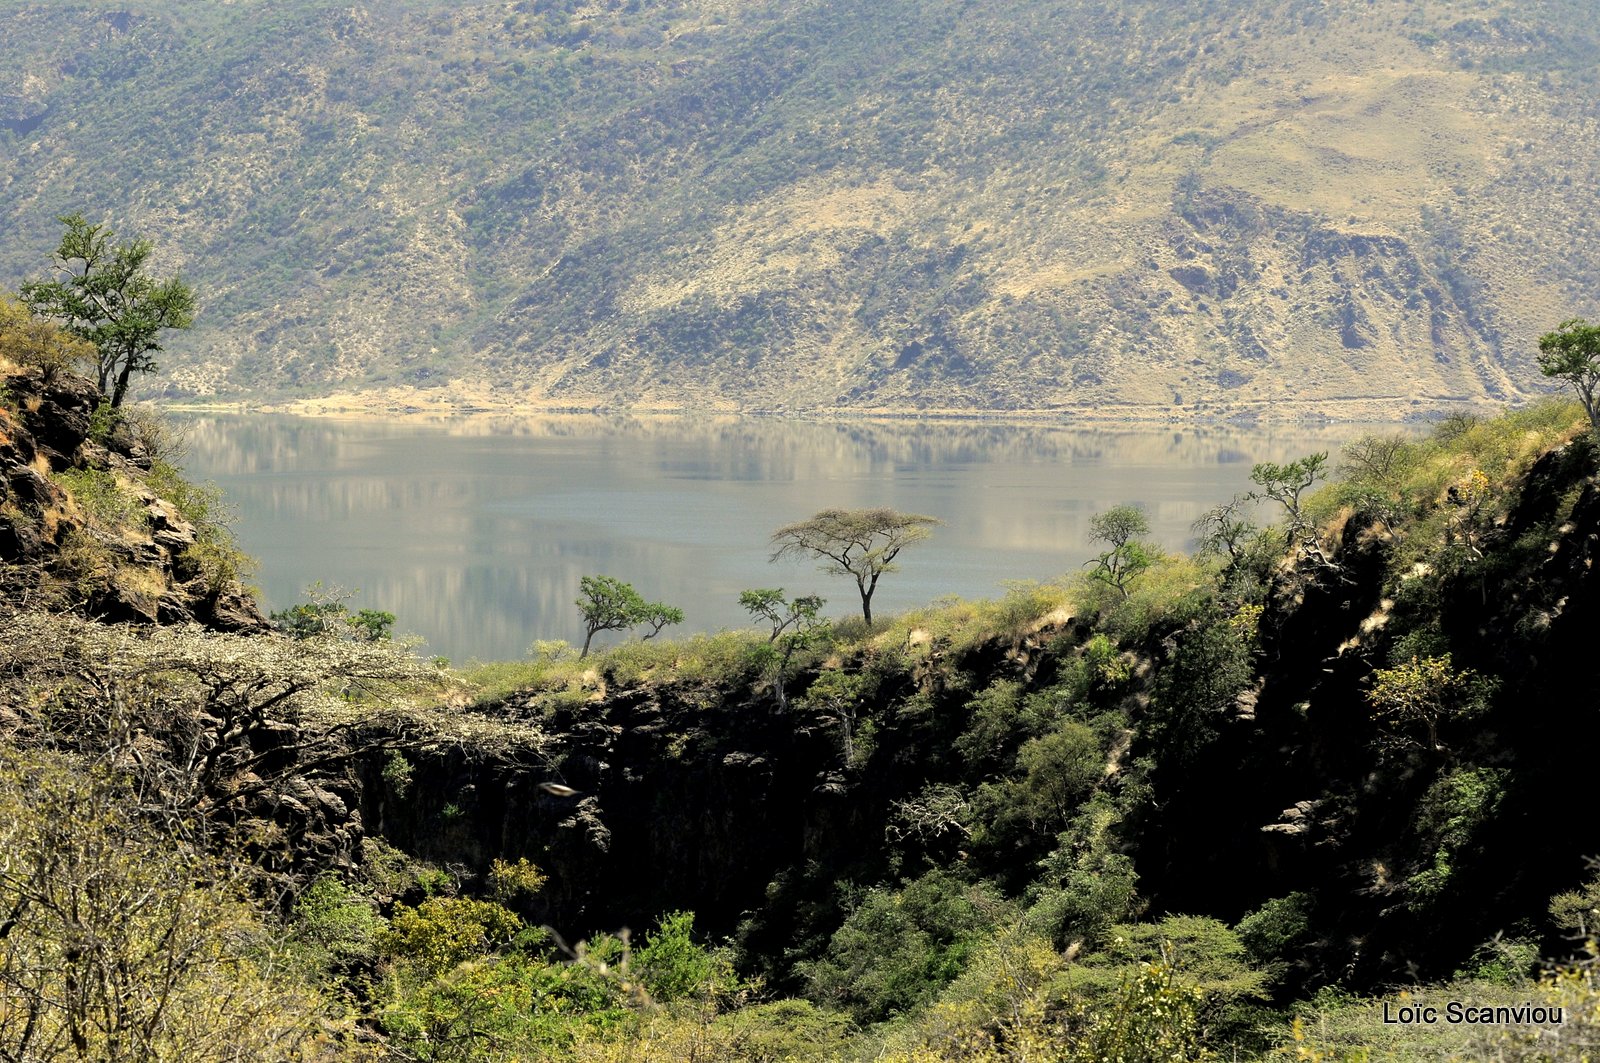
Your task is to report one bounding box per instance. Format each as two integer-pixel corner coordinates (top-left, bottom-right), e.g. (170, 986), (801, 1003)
(110, 357), (135, 408)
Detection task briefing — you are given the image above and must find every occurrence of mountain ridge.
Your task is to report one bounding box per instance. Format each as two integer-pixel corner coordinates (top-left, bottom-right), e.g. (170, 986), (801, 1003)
(2, 0), (1597, 413)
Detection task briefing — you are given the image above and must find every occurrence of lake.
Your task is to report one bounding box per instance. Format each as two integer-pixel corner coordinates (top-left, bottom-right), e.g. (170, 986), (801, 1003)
(174, 414), (1382, 662)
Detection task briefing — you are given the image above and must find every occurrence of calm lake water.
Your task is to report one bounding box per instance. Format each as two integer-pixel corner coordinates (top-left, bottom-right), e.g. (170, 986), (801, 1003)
(174, 414), (1380, 662)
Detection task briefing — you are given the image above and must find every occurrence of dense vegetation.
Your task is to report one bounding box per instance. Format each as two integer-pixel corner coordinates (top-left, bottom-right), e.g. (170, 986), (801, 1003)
(7, 286), (1600, 1056)
(3, 0), (1600, 413)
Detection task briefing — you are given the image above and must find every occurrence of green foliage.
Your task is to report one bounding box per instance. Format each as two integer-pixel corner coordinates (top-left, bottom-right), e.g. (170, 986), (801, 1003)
(954, 678), (1025, 771)
(55, 466), (144, 530)
(741, 587), (829, 708)
(802, 869), (1007, 1024)
(382, 896), (525, 980)
(271, 580), (395, 641)
(144, 457), (255, 591)
(486, 857), (548, 906)
(382, 749), (414, 797)
(1367, 653), (1494, 755)
(86, 398), (116, 444)
(1235, 893), (1316, 970)
(1068, 960), (1211, 1063)
(1407, 767), (1508, 903)
(771, 508), (941, 625)
(0, 749), (332, 1060)
(1249, 452), (1329, 547)
(708, 998), (856, 1061)
(1549, 867), (1600, 937)
(379, 951), (626, 1062)
(1077, 552), (1218, 642)
(1091, 918), (1264, 994)
(1085, 504), (1155, 600)
(968, 721), (1106, 863)
(1537, 317), (1600, 433)
(0, 290), (95, 380)
(576, 574), (683, 657)
(20, 212), (196, 407)
(290, 874), (382, 971)
(1029, 789), (1146, 950)
(633, 910), (737, 1004)
(1141, 611), (1257, 775)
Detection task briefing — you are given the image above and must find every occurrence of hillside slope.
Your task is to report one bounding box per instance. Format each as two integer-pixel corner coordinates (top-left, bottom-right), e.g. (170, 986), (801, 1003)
(2, 0), (1598, 415)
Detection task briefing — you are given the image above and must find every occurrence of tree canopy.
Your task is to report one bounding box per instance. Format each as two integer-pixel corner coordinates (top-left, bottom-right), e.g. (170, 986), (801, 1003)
(1085, 504), (1156, 600)
(1537, 317), (1600, 434)
(770, 508), (940, 626)
(21, 212), (196, 408)
(574, 576), (683, 657)
(740, 588), (828, 709)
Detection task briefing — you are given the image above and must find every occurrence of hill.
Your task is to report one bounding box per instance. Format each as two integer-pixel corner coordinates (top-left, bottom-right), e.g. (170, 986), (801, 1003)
(2, 0), (1599, 415)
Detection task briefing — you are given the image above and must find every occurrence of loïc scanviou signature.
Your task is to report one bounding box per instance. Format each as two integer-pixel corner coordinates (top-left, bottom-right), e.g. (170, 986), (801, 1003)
(1382, 1000), (1564, 1026)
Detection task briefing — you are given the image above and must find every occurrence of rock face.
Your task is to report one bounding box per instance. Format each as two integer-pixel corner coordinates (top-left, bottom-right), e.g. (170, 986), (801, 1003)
(0, 368), (266, 631)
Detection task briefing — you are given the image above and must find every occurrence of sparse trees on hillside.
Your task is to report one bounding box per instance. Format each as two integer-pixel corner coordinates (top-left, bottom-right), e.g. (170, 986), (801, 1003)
(1537, 318), (1600, 435)
(21, 213), (196, 408)
(770, 508), (940, 626)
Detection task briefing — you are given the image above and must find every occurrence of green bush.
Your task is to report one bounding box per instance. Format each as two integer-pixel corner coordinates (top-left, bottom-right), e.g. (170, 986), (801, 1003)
(1235, 892), (1316, 969)
(633, 910), (737, 1003)
(381, 896), (525, 979)
(56, 467), (145, 531)
(802, 869), (1007, 1024)
(380, 951), (626, 1062)
(289, 874), (382, 971)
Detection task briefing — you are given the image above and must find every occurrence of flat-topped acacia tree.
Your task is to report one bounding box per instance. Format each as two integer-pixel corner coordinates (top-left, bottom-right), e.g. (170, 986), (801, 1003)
(770, 508), (940, 626)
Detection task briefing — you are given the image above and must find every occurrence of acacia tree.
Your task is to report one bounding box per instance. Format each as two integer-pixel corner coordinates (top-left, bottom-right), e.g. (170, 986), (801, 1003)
(769, 508), (940, 626)
(0, 292), (94, 381)
(1537, 318), (1600, 435)
(1248, 452), (1329, 553)
(1085, 504), (1155, 599)
(740, 588), (827, 709)
(20, 212), (196, 408)
(574, 575), (683, 657)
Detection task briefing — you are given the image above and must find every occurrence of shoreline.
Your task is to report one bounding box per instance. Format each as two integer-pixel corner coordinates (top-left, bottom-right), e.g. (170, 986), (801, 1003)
(163, 385), (1507, 428)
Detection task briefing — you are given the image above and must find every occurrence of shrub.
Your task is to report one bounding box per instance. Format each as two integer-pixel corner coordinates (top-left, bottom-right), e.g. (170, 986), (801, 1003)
(1235, 893), (1316, 969)
(802, 869), (1007, 1024)
(290, 874), (383, 970)
(381, 896), (525, 978)
(633, 910), (737, 1004)
(56, 467), (145, 531)
(0, 750), (333, 1059)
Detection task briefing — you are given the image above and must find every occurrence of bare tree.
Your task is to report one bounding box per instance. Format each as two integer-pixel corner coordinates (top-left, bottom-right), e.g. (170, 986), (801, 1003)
(0, 611), (461, 827)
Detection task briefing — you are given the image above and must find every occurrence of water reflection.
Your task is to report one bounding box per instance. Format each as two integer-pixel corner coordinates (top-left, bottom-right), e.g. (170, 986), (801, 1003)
(174, 414), (1388, 662)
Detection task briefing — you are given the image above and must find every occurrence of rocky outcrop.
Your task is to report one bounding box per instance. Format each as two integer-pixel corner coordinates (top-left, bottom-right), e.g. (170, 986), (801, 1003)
(0, 368), (266, 631)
